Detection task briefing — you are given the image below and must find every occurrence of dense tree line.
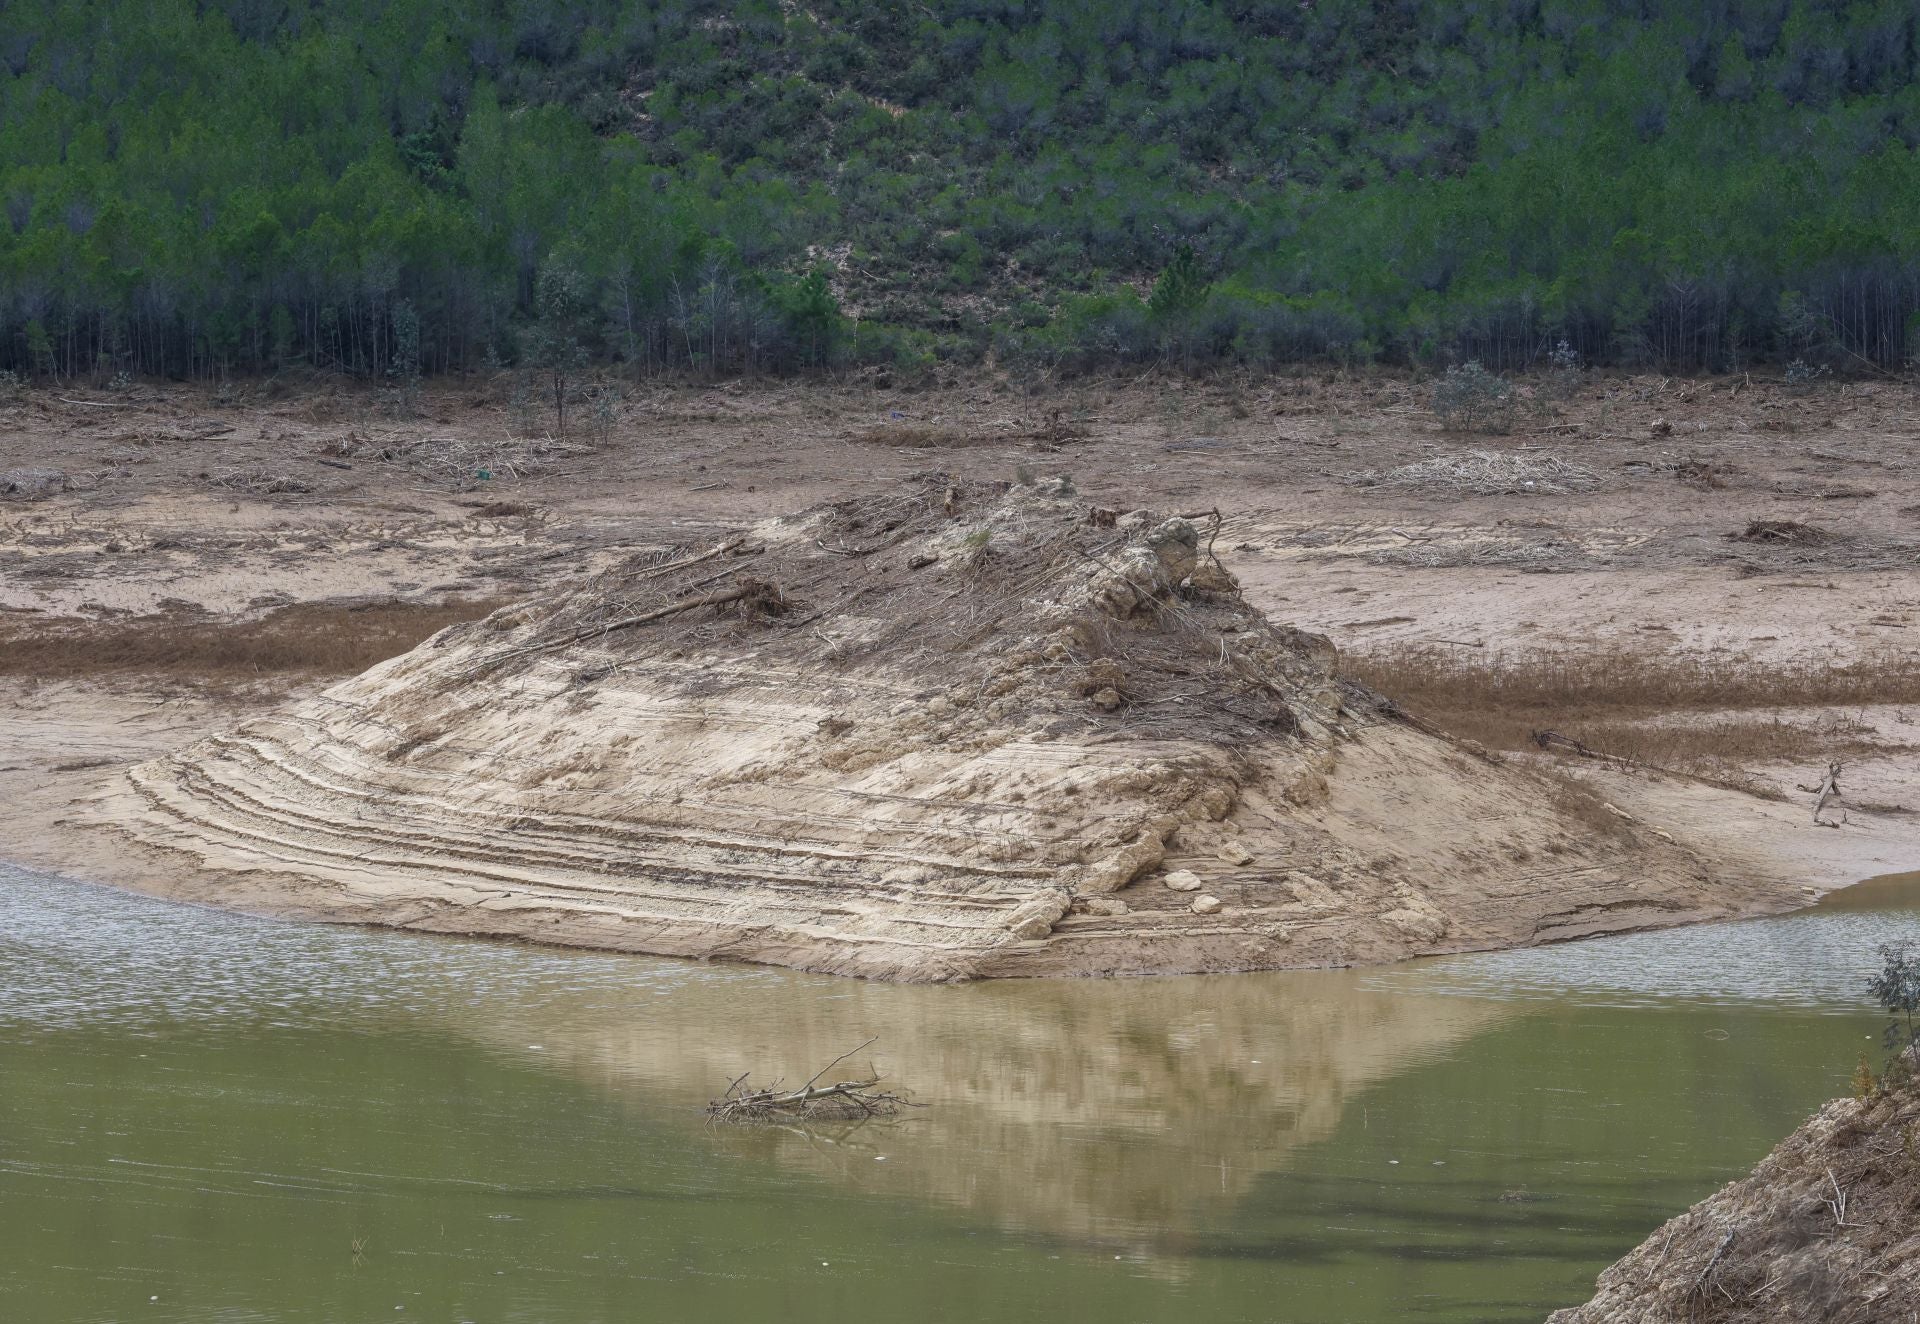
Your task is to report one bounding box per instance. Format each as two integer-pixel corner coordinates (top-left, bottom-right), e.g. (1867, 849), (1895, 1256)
(5, 0), (1920, 383)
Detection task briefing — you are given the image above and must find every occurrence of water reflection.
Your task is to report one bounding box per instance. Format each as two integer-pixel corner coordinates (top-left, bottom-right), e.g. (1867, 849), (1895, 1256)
(463, 970), (1512, 1248)
(2, 864), (1915, 1323)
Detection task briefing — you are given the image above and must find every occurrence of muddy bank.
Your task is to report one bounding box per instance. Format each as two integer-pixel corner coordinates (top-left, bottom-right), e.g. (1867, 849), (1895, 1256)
(1549, 1069), (1920, 1323)
(42, 476), (1822, 981)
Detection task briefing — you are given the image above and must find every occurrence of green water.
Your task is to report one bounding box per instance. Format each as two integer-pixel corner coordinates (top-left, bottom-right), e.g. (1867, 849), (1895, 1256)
(3, 865), (1915, 1324)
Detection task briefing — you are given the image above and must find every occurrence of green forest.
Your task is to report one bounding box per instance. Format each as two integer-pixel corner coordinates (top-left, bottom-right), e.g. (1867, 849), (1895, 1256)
(6, 0), (1920, 382)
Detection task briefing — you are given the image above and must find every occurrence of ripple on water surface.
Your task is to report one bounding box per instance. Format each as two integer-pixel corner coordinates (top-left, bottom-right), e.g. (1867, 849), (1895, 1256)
(1370, 871), (1920, 1010)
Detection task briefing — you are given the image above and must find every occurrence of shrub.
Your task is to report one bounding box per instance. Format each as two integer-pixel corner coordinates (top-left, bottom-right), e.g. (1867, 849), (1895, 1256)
(1539, 338), (1583, 401)
(1784, 358), (1832, 393)
(1868, 938), (1920, 1072)
(1433, 360), (1514, 433)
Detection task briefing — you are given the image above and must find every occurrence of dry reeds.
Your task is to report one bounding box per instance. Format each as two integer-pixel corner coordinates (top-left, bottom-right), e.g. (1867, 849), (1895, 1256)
(848, 423), (994, 448)
(1731, 518), (1837, 544)
(0, 599), (504, 678)
(1349, 645), (1920, 777)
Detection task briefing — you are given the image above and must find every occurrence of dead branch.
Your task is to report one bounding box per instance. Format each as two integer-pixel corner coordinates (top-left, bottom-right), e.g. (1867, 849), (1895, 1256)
(706, 1039), (917, 1124)
(1689, 1226), (1737, 1301)
(466, 578), (782, 676)
(1797, 760), (1844, 825)
(627, 534), (748, 583)
(1532, 729), (1638, 770)
(803, 1037), (878, 1090)
(1822, 1167), (1855, 1227)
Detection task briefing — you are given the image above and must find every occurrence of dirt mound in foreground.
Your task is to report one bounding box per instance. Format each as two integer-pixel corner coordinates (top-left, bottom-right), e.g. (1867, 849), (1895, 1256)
(1550, 1071), (1920, 1323)
(94, 475), (1788, 980)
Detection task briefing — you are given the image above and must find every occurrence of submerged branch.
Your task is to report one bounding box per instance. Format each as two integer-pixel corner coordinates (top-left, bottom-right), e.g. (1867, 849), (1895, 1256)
(706, 1041), (917, 1124)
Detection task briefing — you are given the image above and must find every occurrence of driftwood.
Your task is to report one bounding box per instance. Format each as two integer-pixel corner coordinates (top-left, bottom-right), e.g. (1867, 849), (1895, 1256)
(581, 579), (781, 636)
(1531, 729), (1637, 769)
(705, 1038), (917, 1124)
(1797, 761), (1845, 826)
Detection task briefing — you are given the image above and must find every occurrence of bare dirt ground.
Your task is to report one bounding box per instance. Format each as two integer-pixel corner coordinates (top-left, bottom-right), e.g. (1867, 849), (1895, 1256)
(3, 367), (1917, 959)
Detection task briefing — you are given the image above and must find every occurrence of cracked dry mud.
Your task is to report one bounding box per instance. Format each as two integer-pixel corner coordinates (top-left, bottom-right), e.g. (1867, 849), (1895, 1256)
(83, 476), (1796, 980)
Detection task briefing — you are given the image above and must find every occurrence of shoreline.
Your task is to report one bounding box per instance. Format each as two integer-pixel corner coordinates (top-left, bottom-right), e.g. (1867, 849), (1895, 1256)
(2, 673), (1914, 980)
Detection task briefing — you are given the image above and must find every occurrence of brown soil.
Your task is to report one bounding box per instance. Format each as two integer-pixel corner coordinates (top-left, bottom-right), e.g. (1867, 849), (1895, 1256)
(1549, 1069), (1920, 1323)
(3, 368), (1918, 973)
(0, 598), (504, 677)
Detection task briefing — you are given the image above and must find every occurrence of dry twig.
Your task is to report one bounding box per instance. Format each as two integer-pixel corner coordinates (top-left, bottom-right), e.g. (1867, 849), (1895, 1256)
(705, 1039), (917, 1124)
(1347, 449), (1600, 496)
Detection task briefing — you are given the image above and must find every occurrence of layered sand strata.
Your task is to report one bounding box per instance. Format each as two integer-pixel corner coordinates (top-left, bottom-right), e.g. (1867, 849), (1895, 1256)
(92, 476), (1792, 980)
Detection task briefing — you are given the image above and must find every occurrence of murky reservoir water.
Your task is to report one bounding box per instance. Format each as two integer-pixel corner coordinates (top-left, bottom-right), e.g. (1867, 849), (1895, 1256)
(3, 864), (1915, 1323)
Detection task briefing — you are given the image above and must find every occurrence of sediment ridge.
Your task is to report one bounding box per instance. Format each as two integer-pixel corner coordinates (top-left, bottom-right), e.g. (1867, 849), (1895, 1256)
(87, 475), (1796, 980)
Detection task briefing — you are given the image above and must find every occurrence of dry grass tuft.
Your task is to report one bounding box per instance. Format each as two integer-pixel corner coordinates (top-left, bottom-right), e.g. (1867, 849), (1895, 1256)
(848, 423), (996, 449)
(1732, 518), (1836, 544)
(1349, 645), (1920, 779)
(0, 599), (506, 679)
(1346, 449), (1600, 496)
(199, 466), (314, 496)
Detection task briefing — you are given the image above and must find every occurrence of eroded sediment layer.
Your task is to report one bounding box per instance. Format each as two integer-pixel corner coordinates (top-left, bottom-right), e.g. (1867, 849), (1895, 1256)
(91, 477), (1795, 979)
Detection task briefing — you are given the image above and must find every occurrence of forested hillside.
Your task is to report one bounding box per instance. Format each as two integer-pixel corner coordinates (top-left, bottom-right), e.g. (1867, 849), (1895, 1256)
(6, 0), (1920, 382)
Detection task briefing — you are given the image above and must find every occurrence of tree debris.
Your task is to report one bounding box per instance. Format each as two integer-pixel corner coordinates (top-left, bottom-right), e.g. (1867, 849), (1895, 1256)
(1798, 760), (1845, 826)
(705, 1039), (917, 1124)
(1346, 450), (1600, 496)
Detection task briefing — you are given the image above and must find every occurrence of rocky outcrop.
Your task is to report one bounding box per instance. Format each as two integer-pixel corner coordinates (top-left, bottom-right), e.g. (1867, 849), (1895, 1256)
(1550, 1074), (1920, 1323)
(91, 476), (1792, 980)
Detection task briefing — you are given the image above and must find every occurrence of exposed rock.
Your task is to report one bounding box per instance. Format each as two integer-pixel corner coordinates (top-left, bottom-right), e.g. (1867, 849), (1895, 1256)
(1074, 657), (1128, 711)
(1188, 559), (1240, 594)
(91, 475), (1793, 981)
(1218, 842), (1254, 866)
(1144, 517), (1199, 582)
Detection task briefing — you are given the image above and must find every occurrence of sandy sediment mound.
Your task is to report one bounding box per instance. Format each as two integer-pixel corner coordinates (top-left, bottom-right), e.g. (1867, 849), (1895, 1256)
(1549, 1071), (1920, 1323)
(92, 475), (1789, 980)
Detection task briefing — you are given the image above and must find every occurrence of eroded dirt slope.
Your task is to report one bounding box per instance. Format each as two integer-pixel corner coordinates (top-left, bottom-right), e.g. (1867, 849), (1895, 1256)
(1549, 1070), (1920, 1324)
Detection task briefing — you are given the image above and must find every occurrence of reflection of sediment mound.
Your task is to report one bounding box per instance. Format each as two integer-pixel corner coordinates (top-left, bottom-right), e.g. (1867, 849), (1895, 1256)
(101, 476), (1775, 979)
(463, 967), (1514, 1249)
